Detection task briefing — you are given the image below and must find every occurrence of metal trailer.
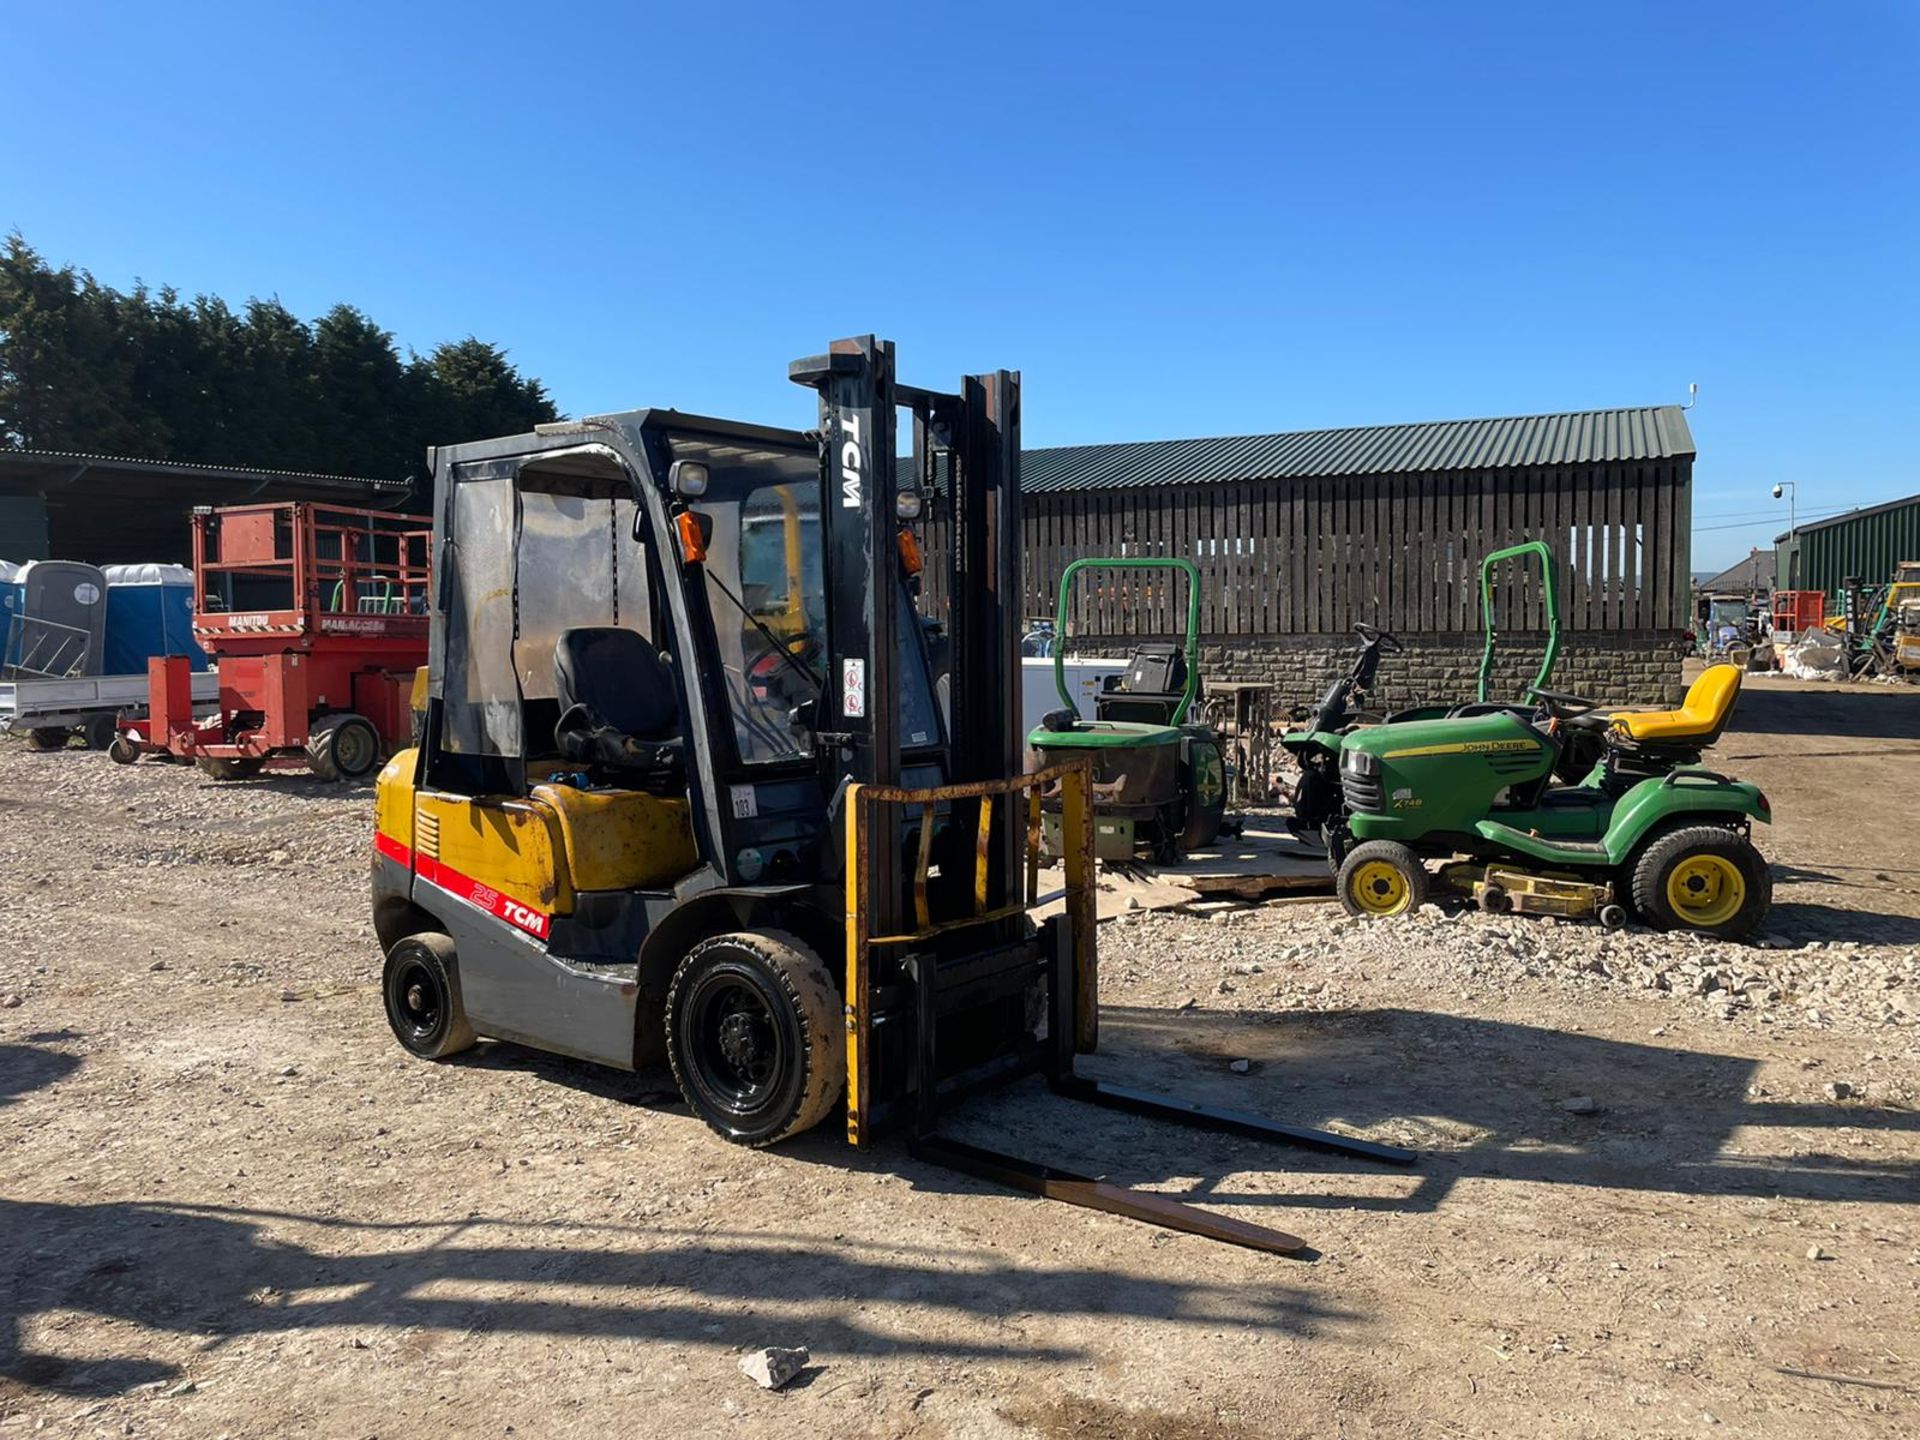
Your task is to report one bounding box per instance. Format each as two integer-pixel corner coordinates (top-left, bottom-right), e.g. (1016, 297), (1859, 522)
(0, 667), (221, 750)
(128, 502), (430, 780)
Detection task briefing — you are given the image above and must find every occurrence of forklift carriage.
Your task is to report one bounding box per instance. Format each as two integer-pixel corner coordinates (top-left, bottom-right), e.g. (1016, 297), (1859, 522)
(372, 338), (1410, 1256)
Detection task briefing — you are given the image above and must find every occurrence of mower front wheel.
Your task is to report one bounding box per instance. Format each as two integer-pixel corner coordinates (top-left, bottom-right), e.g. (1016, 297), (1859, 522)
(1338, 840), (1429, 919)
(1630, 826), (1772, 940)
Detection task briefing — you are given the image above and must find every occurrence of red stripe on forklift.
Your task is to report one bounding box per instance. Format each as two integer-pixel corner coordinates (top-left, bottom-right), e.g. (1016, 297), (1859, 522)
(373, 831), (411, 867)
(395, 840), (552, 942)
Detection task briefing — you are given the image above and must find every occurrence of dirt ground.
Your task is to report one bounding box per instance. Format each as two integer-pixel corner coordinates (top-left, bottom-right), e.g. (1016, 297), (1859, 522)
(1, 676), (1916, 1439)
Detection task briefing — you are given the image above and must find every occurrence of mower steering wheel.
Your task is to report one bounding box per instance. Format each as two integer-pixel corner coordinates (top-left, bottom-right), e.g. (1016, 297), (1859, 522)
(1526, 687), (1601, 718)
(1354, 622), (1403, 653)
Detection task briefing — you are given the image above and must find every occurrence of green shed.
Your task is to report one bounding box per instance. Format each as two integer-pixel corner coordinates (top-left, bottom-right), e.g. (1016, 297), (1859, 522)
(1776, 491), (1920, 599)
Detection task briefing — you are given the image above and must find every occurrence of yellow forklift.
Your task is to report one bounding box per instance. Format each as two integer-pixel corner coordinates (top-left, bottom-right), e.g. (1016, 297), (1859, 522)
(371, 337), (1410, 1255)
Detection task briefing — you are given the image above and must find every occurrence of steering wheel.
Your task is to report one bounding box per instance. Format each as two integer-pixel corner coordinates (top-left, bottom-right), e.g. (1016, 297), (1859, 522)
(1354, 622), (1403, 653)
(1526, 687), (1602, 719)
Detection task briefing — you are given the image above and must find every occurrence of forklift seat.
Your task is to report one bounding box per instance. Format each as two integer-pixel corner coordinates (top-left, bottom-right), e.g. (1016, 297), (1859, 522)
(553, 626), (684, 780)
(1611, 664), (1743, 748)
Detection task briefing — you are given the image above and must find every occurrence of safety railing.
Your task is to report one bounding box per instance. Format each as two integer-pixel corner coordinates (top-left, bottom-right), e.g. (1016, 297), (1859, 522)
(193, 503), (432, 626)
(842, 758), (1097, 1144)
(2, 614), (91, 680)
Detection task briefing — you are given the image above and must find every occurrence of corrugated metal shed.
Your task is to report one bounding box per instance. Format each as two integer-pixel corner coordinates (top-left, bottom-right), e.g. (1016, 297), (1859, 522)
(1024, 405), (1694, 493)
(1775, 491), (1920, 597)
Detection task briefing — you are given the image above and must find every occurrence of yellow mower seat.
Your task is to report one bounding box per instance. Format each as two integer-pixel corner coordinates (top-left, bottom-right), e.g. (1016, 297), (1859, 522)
(1612, 664), (1743, 746)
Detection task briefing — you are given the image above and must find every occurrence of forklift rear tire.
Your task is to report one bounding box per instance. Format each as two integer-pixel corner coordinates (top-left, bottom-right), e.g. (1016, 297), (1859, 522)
(382, 932), (476, 1059)
(1630, 825), (1772, 940)
(26, 727), (71, 751)
(308, 714), (382, 782)
(665, 930), (844, 1148)
(1338, 840), (1429, 919)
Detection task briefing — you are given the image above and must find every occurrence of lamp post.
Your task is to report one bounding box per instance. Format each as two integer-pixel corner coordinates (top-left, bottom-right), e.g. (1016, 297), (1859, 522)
(1773, 482), (1797, 587)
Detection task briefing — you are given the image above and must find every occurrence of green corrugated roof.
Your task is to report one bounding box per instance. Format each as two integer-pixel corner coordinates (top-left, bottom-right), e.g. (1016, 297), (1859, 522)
(1022, 405), (1694, 493)
(1774, 490), (1920, 541)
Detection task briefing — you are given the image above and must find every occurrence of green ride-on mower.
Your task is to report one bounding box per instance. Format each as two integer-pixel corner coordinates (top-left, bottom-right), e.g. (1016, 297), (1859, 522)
(1332, 661), (1772, 938)
(1283, 541), (1566, 846)
(1028, 557), (1228, 863)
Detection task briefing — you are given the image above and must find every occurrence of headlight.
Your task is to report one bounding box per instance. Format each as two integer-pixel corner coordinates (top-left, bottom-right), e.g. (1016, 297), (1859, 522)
(896, 488), (924, 521)
(669, 460), (710, 498)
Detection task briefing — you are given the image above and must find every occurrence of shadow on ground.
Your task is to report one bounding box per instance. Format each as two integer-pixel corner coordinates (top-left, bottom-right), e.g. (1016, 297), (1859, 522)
(1017, 1005), (1920, 1220)
(0, 1189), (1349, 1397)
(0, 1042), (81, 1107)
(1724, 684), (1920, 743)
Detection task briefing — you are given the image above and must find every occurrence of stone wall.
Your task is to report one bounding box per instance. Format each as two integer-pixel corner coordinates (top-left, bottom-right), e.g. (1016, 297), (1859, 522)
(1088, 631), (1689, 709)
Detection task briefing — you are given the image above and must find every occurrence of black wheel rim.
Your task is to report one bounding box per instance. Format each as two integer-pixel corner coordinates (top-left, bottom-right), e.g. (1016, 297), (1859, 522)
(684, 969), (789, 1116)
(391, 958), (443, 1045)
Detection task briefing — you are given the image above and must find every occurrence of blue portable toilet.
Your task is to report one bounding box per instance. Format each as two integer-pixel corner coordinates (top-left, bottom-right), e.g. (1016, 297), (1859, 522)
(0, 560), (19, 669)
(102, 564), (209, 674)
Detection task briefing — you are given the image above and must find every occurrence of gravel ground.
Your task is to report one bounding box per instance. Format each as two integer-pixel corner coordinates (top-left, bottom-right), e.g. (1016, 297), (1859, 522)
(1, 676), (1917, 1438)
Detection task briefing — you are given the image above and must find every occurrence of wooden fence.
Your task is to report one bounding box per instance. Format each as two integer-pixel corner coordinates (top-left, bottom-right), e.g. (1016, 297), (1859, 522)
(922, 460), (1691, 637)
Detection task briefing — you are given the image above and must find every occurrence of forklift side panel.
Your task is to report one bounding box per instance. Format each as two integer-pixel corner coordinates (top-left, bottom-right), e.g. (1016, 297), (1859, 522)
(436, 903), (641, 1070)
(412, 791), (574, 928)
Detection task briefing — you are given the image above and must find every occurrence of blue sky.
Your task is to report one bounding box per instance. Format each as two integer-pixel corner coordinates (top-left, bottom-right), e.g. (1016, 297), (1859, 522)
(3, 1), (1914, 569)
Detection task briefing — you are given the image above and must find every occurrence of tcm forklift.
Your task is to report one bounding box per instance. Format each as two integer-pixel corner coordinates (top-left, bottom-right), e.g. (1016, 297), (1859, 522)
(371, 337), (1410, 1256)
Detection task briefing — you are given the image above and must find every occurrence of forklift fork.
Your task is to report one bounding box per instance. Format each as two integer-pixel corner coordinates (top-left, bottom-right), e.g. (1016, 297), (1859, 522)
(803, 337), (1412, 1257)
(844, 766), (1414, 1258)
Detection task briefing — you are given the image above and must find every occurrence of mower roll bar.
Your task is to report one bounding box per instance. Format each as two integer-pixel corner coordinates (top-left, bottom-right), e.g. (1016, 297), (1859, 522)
(1052, 556), (1203, 724)
(1477, 540), (1562, 704)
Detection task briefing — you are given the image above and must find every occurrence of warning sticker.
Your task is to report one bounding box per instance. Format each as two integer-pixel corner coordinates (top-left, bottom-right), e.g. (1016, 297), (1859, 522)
(842, 658), (867, 718)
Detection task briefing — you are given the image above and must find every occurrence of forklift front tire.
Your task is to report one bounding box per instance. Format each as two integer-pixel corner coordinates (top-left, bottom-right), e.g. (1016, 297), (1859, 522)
(1338, 840), (1429, 919)
(665, 930), (844, 1148)
(382, 932), (476, 1059)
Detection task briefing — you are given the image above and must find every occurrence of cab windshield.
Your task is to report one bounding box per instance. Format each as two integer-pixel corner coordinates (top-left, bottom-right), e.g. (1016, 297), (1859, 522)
(668, 432), (941, 765)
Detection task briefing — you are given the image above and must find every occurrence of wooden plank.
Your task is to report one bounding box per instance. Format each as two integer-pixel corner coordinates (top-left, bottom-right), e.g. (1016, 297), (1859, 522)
(1288, 479), (1306, 635)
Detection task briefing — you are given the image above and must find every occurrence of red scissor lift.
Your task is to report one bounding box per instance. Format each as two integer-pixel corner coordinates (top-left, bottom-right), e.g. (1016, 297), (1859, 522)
(135, 502), (430, 780)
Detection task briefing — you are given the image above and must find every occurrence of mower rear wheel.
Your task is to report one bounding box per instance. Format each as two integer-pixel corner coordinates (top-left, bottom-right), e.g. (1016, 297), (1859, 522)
(1178, 737), (1228, 853)
(1338, 840), (1429, 919)
(1630, 826), (1772, 940)
(26, 727), (71, 751)
(666, 930), (844, 1148)
(382, 932), (476, 1059)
